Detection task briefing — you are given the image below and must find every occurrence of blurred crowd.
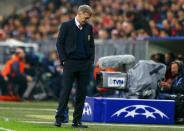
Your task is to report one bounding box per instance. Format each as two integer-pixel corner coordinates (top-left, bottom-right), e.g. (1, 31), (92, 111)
(0, 0), (184, 41)
(0, 48), (64, 100)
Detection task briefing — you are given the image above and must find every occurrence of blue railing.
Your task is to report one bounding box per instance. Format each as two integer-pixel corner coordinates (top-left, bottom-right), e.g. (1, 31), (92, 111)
(145, 37), (184, 41)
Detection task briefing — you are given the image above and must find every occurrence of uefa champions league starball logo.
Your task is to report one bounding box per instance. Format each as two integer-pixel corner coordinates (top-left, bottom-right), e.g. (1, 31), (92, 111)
(111, 105), (169, 119)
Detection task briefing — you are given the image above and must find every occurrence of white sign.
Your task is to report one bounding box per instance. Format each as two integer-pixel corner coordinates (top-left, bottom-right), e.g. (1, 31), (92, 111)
(108, 77), (126, 87)
(83, 102), (92, 116)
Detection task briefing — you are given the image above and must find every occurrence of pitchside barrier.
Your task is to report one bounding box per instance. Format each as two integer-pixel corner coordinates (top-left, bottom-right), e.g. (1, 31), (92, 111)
(82, 97), (175, 124)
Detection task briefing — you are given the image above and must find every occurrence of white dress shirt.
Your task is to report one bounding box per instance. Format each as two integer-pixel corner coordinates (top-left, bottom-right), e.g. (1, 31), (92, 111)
(75, 17), (83, 30)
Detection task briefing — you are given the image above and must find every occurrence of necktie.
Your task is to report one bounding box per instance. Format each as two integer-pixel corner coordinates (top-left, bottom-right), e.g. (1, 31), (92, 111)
(78, 24), (82, 30)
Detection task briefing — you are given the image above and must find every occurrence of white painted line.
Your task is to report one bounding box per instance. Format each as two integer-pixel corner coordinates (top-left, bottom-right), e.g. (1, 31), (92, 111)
(22, 121), (53, 124)
(0, 127), (16, 131)
(0, 107), (74, 112)
(0, 107), (55, 111)
(21, 121), (184, 129)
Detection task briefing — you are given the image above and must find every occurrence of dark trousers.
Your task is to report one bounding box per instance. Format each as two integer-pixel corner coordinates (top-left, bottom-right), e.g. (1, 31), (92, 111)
(55, 59), (91, 123)
(0, 75), (7, 95)
(10, 74), (27, 97)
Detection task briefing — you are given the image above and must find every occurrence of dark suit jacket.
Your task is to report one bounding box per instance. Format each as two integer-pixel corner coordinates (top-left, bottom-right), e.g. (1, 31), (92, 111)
(56, 19), (95, 64)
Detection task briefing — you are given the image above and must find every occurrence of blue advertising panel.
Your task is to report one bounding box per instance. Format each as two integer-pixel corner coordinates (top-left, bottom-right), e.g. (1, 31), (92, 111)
(104, 98), (175, 124)
(82, 97), (104, 122)
(82, 97), (175, 124)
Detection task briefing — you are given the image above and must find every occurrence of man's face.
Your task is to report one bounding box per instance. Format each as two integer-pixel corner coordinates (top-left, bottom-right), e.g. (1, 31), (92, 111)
(78, 12), (91, 25)
(18, 50), (25, 59)
(171, 63), (179, 77)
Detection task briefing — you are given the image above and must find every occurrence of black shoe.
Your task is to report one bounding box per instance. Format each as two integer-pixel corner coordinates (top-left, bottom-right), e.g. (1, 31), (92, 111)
(72, 122), (88, 128)
(176, 118), (184, 124)
(54, 120), (62, 127)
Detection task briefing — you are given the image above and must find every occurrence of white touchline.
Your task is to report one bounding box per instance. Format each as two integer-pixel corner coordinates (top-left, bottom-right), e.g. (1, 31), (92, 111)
(20, 121), (184, 129)
(0, 127), (16, 131)
(0, 107), (74, 112)
(0, 107), (54, 111)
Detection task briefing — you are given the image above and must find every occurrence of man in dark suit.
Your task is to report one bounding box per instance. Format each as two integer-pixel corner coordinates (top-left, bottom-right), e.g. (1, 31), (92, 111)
(55, 5), (94, 128)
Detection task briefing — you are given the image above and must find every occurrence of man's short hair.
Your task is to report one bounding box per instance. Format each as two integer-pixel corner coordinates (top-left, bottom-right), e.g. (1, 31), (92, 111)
(77, 5), (93, 15)
(15, 48), (24, 54)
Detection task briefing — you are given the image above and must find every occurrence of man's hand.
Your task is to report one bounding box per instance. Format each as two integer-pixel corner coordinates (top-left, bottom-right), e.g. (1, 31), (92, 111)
(26, 75), (33, 82)
(4, 76), (8, 81)
(160, 81), (171, 89)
